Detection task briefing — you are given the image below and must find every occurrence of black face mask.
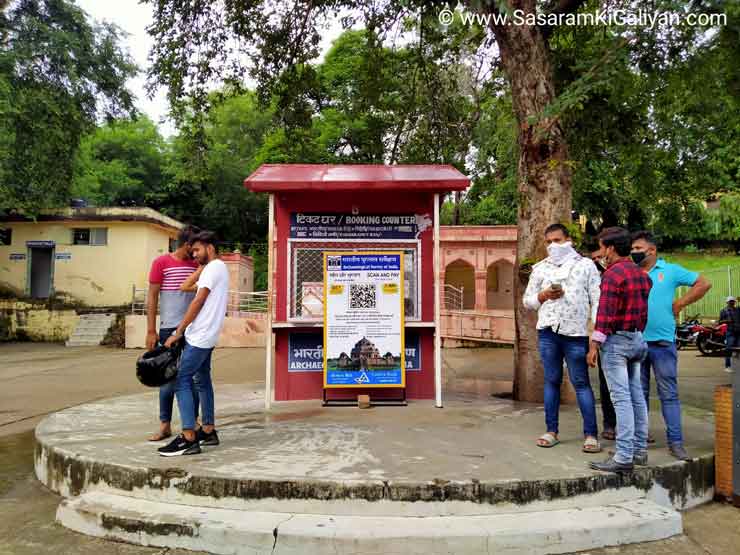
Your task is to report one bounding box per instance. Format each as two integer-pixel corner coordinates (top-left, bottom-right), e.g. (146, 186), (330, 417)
(594, 258), (607, 274)
(631, 251), (647, 265)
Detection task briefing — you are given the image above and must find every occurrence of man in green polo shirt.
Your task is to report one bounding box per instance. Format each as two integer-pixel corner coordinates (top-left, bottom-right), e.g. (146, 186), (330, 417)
(630, 231), (712, 461)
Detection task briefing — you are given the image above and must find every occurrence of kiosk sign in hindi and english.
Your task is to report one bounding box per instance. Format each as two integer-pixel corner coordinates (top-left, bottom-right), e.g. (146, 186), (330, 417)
(323, 252), (405, 388)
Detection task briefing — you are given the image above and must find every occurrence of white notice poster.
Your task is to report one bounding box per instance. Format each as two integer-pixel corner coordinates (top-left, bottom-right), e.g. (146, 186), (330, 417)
(323, 252), (405, 388)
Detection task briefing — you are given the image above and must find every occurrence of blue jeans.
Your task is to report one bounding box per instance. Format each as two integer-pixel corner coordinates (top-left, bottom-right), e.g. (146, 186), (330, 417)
(538, 328), (598, 437)
(725, 331), (738, 368)
(175, 341), (215, 431)
(158, 328), (198, 423)
(602, 332), (649, 464)
(640, 341), (682, 446)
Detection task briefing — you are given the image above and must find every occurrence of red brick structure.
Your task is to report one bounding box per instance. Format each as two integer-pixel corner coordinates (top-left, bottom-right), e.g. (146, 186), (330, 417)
(439, 225), (517, 345)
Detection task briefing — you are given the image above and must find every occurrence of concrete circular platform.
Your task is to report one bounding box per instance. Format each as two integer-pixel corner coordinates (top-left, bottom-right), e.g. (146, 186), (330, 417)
(35, 385), (715, 517)
(34, 386), (718, 554)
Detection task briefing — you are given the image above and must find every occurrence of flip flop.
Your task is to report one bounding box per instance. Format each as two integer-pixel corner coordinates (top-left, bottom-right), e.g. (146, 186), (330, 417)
(582, 437), (602, 454)
(601, 430), (616, 441)
(537, 432), (560, 448)
(148, 431), (172, 442)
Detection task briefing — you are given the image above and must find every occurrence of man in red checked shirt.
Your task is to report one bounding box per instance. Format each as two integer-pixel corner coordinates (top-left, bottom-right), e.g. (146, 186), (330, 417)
(587, 227), (652, 474)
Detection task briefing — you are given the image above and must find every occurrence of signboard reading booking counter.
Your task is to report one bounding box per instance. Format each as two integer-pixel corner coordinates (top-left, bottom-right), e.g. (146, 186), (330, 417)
(323, 252), (405, 388)
(290, 213), (420, 240)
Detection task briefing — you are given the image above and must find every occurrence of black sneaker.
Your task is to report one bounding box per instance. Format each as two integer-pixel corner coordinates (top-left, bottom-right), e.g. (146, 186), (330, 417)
(589, 456), (634, 474)
(196, 428), (220, 446)
(158, 434), (201, 457)
(609, 450), (648, 466)
(668, 444), (691, 461)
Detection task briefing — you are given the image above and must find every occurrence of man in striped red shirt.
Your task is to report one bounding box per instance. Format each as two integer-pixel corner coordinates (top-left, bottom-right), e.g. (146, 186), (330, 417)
(146, 225), (200, 442)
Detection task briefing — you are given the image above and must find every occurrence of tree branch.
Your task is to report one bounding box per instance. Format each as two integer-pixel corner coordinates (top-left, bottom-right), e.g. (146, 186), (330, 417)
(550, 0), (588, 17)
(542, 0), (588, 40)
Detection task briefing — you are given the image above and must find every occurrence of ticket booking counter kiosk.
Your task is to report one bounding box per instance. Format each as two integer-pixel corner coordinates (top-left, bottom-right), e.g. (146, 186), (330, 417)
(244, 164), (469, 407)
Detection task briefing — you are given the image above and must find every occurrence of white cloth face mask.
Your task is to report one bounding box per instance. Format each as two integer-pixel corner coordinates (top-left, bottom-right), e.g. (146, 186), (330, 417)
(546, 241), (576, 266)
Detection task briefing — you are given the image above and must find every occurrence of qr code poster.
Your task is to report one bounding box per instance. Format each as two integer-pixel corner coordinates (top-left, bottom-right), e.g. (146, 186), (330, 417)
(323, 251), (405, 388)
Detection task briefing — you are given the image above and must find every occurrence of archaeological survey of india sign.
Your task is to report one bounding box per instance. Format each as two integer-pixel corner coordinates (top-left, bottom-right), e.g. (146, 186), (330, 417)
(323, 252), (405, 388)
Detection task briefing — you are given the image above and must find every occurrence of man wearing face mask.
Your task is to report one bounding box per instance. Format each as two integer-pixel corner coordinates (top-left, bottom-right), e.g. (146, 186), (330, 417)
(524, 223), (602, 453)
(587, 227), (652, 473)
(630, 231), (711, 461)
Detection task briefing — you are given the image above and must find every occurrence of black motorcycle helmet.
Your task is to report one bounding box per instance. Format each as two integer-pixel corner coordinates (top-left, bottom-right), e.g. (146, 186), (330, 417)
(136, 340), (183, 387)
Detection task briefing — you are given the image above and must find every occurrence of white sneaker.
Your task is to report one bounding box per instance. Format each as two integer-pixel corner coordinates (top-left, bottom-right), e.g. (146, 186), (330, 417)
(724, 366), (733, 373)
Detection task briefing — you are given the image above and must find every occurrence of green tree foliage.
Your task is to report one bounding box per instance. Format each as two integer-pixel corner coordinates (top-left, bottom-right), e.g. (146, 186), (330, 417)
(71, 116), (168, 206)
(0, 0), (136, 215)
(158, 91), (272, 245)
(554, 0), (739, 236)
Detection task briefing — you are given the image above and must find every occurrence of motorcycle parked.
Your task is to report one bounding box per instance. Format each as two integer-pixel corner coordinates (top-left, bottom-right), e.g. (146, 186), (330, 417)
(692, 321), (728, 356)
(675, 315), (701, 350)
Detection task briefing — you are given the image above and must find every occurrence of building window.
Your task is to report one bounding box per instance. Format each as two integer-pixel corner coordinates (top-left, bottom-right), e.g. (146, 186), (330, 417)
(72, 228), (108, 246)
(0, 228), (11, 246)
(169, 238), (177, 253)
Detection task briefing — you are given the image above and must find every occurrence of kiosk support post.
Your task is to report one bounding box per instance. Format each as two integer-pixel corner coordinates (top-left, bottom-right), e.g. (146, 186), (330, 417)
(264, 193), (275, 410)
(434, 193), (443, 408)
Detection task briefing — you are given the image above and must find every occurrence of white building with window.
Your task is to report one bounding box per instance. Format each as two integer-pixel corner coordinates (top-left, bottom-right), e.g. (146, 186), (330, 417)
(0, 207), (183, 307)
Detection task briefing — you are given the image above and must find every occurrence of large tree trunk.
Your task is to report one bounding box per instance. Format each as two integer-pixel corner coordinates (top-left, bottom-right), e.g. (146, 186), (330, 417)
(480, 4), (574, 402)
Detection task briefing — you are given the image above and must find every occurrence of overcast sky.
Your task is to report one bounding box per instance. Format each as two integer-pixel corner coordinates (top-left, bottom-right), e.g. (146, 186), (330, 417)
(75, 0), (174, 134)
(75, 0), (348, 137)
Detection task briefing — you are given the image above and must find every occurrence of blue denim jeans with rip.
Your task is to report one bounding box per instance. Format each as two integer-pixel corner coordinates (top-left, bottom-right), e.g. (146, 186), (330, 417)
(158, 327), (199, 423)
(601, 331), (649, 465)
(640, 341), (683, 446)
(175, 341), (215, 431)
(537, 328), (598, 438)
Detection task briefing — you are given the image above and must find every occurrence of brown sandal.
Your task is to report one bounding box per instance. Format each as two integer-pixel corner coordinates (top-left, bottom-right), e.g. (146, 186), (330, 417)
(601, 430), (616, 441)
(148, 431), (172, 442)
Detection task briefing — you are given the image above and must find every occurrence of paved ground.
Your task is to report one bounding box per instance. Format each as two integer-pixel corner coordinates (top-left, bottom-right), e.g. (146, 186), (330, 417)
(0, 343), (738, 554)
(0, 343), (265, 438)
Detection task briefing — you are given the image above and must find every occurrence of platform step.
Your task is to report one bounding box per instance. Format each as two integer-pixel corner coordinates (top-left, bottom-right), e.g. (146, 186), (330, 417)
(66, 314), (116, 347)
(57, 492), (682, 555)
(68, 330), (110, 337)
(66, 334), (105, 347)
(73, 322), (115, 329)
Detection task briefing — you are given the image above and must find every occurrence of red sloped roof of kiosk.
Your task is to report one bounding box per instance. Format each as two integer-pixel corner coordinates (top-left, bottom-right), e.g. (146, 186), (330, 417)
(244, 164), (469, 192)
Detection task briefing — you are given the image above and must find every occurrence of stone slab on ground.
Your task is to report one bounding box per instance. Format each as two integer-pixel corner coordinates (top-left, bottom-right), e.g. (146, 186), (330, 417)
(58, 491), (682, 555)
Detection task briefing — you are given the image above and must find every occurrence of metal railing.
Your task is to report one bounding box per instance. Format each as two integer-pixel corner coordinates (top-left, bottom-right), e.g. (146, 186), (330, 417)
(678, 265), (740, 320)
(442, 283), (464, 311)
(131, 286), (270, 317)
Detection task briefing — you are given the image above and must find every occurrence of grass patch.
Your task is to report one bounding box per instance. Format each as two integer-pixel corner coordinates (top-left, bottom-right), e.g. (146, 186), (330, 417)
(663, 252), (740, 273)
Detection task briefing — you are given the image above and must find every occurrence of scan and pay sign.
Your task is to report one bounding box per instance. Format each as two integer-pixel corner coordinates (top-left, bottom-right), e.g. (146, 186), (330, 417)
(323, 252), (405, 388)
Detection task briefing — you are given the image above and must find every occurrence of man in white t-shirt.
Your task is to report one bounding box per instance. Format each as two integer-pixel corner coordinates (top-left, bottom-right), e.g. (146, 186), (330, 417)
(159, 230), (229, 457)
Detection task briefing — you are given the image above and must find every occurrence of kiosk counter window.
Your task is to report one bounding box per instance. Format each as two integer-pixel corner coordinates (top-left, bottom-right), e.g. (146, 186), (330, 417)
(289, 241), (420, 322)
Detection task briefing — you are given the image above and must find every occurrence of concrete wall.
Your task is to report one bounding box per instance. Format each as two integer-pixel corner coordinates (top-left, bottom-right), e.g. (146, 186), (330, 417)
(0, 221), (177, 306)
(0, 299), (79, 342)
(125, 314), (265, 349)
(221, 253), (254, 293)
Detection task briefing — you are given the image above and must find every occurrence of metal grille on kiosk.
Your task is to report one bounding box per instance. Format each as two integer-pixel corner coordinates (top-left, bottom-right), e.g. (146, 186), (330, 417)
(289, 241), (420, 322)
